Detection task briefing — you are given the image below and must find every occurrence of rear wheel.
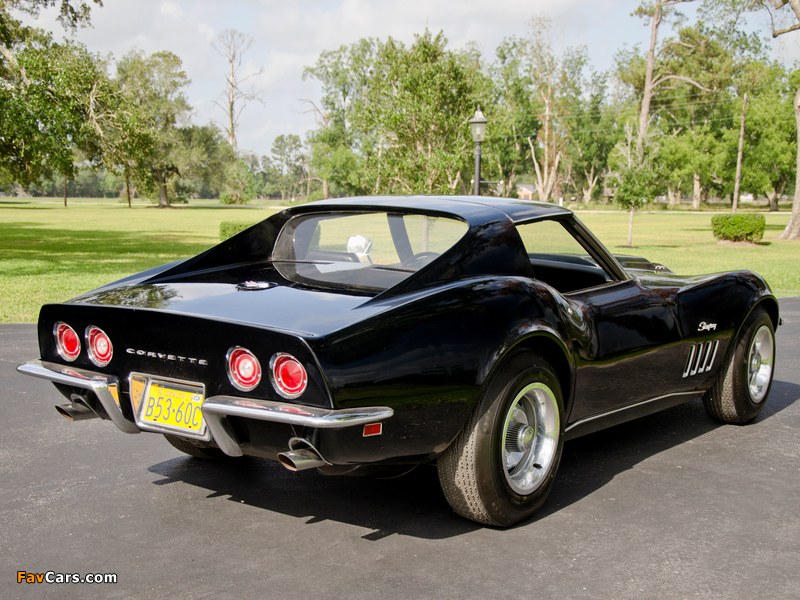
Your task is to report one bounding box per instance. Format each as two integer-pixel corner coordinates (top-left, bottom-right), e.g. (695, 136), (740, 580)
(438, 351), (564, 527)
(703, 307), (775, 424)
(163, 434), (231, 460)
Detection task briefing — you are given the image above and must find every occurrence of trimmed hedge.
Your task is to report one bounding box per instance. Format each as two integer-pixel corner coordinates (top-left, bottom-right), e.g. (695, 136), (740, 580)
(711, 213), (765, 243)
(220, 221), (258, 241)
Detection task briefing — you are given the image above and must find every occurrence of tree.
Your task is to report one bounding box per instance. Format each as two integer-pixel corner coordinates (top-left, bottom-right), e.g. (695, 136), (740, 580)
(115, 49), (192, 207)
(302, 39), (376, 197)
(632, 0), (710, 159)
(271, 133), (304, 200)
(219, 158), (255, 204)
(703, 0), (800, 237)
(2, 0), (102, 30)
(738, 63), (798, 210)
(351, 30), (483, 195)
(174, 123), (233, 200)
(563, 65), (619, 203)
(0, 39), (117, 203)
(755, 0), (800, 238)
(211, 29), (262, 152)
(611, 123), (662, 246)
(484, 37), (539, 198)
(0, 1), (108, 202)
(518, 15), (571, 202)
(617, 16), (752, 206)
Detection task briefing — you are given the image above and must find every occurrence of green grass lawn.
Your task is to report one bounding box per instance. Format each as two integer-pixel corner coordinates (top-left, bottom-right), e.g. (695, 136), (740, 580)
(577, 211), (798, 298)
(1, 199), (797, 323)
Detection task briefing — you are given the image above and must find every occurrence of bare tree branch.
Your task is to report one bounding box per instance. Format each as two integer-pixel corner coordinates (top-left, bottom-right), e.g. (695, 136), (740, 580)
(651, 74), (714, 91)
(211, 29), (263, 152)
(773, 21), (800, 34)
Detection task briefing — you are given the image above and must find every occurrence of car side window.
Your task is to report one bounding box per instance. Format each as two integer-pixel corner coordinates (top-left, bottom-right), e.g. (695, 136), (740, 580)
(515, 219), (614, 293)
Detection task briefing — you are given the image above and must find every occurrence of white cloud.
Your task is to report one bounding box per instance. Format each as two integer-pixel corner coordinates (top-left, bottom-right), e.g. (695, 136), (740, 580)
(159, 1), (184, 18)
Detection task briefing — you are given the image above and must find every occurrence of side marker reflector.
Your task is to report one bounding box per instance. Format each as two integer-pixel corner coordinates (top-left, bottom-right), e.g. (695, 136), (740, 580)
(363, 422), (383, 437)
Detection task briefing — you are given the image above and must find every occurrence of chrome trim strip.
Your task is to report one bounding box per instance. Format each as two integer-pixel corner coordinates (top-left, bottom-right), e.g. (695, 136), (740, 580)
(565, 391), (700, 435)
(704, 340), (719, 372)
(16, 360), (140, 434)
(201, 395), (394, 457)
(698, 341), (710, 372)
(682, 345), (696, 378)
(690, 343), (704, 376)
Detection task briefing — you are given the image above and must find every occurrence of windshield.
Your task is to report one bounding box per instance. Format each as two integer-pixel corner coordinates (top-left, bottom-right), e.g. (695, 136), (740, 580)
(272, 211), (468, 292)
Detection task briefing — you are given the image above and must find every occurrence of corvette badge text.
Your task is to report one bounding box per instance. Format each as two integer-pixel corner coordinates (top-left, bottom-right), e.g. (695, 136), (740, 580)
(126, 348), (208, 366)
(17, 571), (117, 584)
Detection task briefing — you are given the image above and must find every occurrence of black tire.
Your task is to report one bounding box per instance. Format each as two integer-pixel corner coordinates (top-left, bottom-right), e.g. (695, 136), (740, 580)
(163, 433), (231, 460)
(438, 351), (564, 527)
(703, 307), (775, 424)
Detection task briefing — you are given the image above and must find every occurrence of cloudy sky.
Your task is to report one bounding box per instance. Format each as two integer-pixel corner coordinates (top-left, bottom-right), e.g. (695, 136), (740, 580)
(18, 0), (798, 158)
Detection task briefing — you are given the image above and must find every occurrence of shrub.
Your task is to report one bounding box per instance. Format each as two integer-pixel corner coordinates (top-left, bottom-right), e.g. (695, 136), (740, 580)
(711, 213), (765, 243)
(220, 221), (258, 241)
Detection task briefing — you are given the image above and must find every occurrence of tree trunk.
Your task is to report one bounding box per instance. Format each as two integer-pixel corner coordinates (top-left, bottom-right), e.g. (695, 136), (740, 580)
(125, 174), (132, 209)
(767, 190), (778, 211)
(627, 207), (634, 247)
(637, 1), (662, 159)
(778, 85), (800, 240)
(63, 175), (67, 208)
(767, 179), (786, 212)
(692, 173), (701, 209)
(668, 182), (681, 207)
(732, 93), (747, 214)
(322, 179), (329, 200)
(154, 170), (169, 208)
(228, 55), (236, 150)
(582, 166), (598, 203)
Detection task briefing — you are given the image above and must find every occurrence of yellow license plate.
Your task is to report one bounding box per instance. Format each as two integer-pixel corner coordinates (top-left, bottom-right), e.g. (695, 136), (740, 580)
(140, 379), (205, 433)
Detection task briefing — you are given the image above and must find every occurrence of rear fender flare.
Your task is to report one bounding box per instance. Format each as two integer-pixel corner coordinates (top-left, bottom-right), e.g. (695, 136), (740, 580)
(479, 327), (574, 420)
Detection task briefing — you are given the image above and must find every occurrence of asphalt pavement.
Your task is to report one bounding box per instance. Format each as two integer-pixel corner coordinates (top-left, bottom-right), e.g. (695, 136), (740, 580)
(1, 299), (799, 600)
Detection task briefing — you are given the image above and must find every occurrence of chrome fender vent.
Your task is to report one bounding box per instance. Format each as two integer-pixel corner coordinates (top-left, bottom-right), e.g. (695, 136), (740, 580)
(682, 340), (719, 378)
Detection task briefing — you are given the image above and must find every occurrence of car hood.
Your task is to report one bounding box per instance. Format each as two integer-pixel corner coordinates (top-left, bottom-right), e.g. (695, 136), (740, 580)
(69, 281), (387, 338)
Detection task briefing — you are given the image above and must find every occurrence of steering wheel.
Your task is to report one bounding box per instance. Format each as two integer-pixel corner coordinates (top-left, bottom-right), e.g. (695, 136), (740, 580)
(400, 252), (440, 269)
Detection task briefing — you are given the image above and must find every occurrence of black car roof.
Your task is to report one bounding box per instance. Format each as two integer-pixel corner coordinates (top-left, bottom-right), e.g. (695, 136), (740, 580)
(301, 195), (572, 224)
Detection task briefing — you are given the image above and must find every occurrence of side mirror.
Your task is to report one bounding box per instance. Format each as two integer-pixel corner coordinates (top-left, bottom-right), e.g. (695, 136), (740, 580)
(347, 235), (373, 262)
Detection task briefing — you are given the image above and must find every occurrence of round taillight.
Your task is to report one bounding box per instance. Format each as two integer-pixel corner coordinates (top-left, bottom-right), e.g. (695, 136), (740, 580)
(269, 353), (307, 399)
(54, 322), (80, 362)
(86, 326), (113, 367)
(226, 347), (262, 392)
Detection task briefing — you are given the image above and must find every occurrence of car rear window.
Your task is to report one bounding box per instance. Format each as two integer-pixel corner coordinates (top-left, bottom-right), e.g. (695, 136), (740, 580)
(272, 211), (468, 292)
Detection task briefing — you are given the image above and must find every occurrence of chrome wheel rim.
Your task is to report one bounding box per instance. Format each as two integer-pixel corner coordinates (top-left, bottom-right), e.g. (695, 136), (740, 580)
(501, 382), (560, 494)
(747, 325), (774, 403)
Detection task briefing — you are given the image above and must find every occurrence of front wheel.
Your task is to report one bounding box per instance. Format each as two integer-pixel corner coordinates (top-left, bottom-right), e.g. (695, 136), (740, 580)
(703, 307), (776, 424)
(438, 351), (564, 527)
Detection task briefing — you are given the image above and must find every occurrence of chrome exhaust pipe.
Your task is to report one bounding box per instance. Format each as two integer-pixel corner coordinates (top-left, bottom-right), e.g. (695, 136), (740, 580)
(55, 402), (100, 421)
(278, 448), (327, 472)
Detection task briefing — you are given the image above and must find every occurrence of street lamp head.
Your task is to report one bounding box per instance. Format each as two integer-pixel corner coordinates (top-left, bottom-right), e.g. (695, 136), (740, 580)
(469, 107), (488, 143)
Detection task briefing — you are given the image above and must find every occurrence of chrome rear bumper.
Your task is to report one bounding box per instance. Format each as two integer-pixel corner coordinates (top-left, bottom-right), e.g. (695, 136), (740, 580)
(202, 396), (394, 456)
(17, 360), (139, 434)
(17, 360), (394, 457)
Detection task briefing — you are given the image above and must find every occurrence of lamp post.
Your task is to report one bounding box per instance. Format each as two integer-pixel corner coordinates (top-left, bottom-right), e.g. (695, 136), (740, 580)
(469, 107), (488, 196)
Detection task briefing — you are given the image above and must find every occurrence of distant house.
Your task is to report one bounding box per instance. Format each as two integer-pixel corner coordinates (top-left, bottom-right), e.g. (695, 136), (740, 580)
(516, 184), (535, 200)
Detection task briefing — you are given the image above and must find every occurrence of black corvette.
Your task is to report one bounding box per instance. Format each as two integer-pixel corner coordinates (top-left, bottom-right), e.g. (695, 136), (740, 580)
(18, 196), (779, 526)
